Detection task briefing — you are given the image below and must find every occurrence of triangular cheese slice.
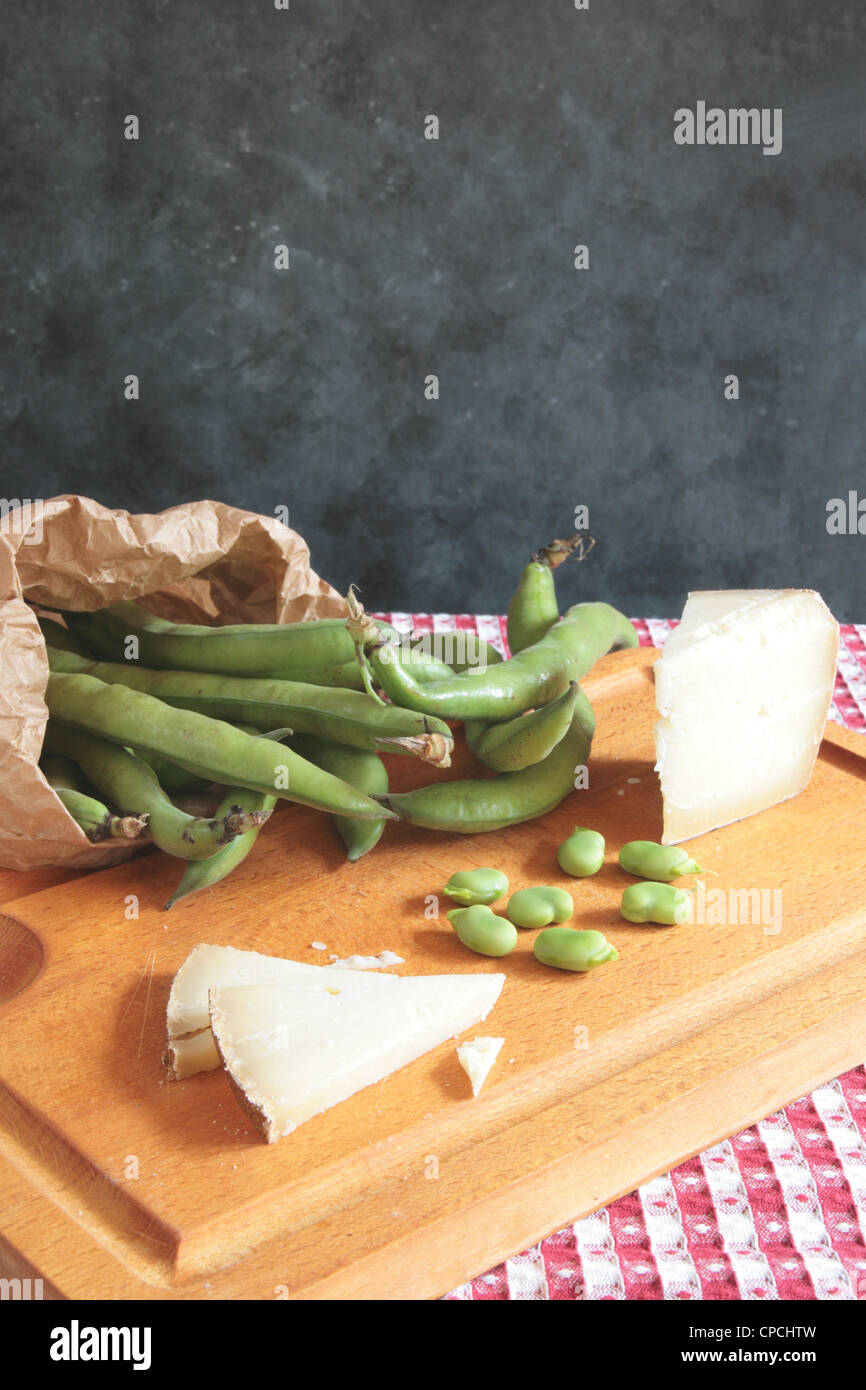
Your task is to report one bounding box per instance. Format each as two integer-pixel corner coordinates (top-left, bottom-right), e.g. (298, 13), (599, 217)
(166, 943), (398, 1080)
(209, 973), (505, 1141)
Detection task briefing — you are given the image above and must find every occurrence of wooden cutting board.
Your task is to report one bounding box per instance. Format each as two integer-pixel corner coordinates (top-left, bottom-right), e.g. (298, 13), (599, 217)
(1, 646), (864, 1301)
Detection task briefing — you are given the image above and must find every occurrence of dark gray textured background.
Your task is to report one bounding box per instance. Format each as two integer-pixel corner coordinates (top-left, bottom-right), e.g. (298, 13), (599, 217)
(2, 0), (864, 617)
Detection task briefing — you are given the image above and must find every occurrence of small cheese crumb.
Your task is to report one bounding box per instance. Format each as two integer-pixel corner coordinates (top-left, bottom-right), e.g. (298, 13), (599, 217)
(310, 941), (327, 951)
(457, 1036), (505, 1097)
(327, 950), (405, 971)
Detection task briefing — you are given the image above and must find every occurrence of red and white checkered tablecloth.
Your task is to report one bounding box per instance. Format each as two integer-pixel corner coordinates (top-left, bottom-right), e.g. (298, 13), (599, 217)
(376, 613), (866, 1302)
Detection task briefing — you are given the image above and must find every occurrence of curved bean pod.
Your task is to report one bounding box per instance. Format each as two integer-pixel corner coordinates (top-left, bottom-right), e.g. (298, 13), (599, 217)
(409, 632), (502, 674)
(43, 724), (264, 859)
(165, 786), (276, 907)
(61, 600), (399, 682)
(378, 705), (593, 833)
(37, 616), (94, 657)
(41, 752), (149, 839)
(465, 682), (594, 772)
(45, 672), (396, 821)
(506, 534), (594, 655)
(349, 594), (637, 721)
(55, 787), (148, 842)
(40, 753), (94, 796)
(291, 733), (388, 861)
(43, 646), (453, 766)
(40, 751), (149, 842)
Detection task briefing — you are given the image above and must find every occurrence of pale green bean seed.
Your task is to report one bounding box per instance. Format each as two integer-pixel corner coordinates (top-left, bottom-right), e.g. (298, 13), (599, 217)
(534, 927), (618, 972)
(505, 885), (574, 929)
(447, 905), (518, 957)
(618, 840), (701, 881)
(620, 881), (691, 925)
(557, 826), (605, 877)
(443, 868), (509, 906)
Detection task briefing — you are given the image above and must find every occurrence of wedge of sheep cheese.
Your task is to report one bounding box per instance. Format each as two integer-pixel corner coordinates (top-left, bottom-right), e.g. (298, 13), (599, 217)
(209, 972), (505, 1141)
(654, 590), (839, 844)
(165, 942), (398, 1080)
(456, 1037), (505, 1097)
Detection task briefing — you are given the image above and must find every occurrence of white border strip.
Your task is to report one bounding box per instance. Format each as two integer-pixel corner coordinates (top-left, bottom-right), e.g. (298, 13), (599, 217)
(573, 1209), (626, 1300)
(700, 1140), (779, 1299)
(638, 1173), (703, 1300)
(811, 1080), (866, 1247)
(504, 1244), (550, 1300)
(758, 1113), (855, 1299)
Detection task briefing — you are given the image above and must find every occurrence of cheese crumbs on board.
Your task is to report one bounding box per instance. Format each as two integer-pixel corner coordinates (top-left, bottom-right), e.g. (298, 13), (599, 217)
(457, 1037), (505, 1097)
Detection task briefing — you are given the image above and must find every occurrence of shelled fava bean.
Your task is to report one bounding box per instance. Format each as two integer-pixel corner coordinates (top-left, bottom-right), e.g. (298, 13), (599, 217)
(443, 868), (509, 906)
(557, 826), (605, 877)
(534, 928), (618, 972)
(618, 840), (701, 881)
(505, 885), (574, 929)
(620, 881), (692, 925)
(447, 905), (518, 958)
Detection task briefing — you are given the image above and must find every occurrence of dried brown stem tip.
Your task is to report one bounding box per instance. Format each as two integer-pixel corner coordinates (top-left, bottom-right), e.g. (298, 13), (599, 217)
(378, 733), (453, 768)
(345, 584), (384, 650)
(533, 534), (596, 570)
(110, 813), (150, 840)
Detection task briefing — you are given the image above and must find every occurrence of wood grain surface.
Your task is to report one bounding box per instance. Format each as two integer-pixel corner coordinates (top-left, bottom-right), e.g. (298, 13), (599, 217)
(0, 646), (864, 1300)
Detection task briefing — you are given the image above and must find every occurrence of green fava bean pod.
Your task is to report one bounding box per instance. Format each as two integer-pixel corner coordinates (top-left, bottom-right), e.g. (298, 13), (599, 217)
(447, 906), (518, 958)
(618, 840), (702, 881)
(557, 826), (605, 878)
(42, 724), (268, 860)
(45, 672), (395, 821)
(41, 754), (147, 839)
(534, 927), (618, 972)
(291, 734), (388, 861)
(43, 646), (454, 768)
(442, 868), (509, 906)
(38, 616), (94, 657)
(448, 634), (503, 672)
(505, 885), (574, 929)
(62, 600), (398, 684)
(54, 786), (148, 842)
(165, 786), (276, 908)
(377, 704), (593, 833)
(506, 534), (595, 655)
(348, 591), (638, 722)
(465, 682), (595, 773)
(620, 882), (692, 925)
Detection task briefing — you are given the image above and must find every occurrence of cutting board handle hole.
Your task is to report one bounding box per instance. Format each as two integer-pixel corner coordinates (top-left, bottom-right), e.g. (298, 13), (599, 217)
(0, 913), (44, 1003)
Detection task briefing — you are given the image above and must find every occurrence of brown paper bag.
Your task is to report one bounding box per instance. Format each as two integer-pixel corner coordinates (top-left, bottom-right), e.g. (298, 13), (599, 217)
(0, 495), (344, 869)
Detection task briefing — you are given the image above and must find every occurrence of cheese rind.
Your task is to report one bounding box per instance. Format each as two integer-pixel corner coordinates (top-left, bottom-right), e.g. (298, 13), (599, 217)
(209, 973), (505, 1142)
(654, 590), (839, 844)
(165, 943), (397, 1079)
(457, 1037), (505, 1097)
